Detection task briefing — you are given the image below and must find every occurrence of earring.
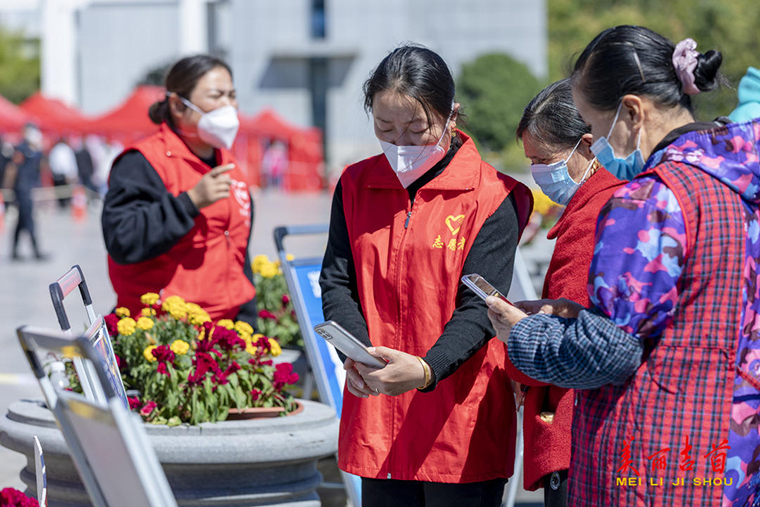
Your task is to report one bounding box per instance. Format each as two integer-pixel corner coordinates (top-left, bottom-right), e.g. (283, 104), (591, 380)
(451, 126), (457, 138)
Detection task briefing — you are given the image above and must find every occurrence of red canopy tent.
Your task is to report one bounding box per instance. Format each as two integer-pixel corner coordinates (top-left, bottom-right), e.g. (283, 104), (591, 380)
(20, 92), (92, 136)
(86, 85), (165, 143)
(237, 109), (324, 191)
(0, 94), (31, 133)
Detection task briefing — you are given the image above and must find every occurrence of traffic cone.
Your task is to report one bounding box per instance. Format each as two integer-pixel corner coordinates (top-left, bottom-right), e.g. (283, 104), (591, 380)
(71, 185), (87, 221)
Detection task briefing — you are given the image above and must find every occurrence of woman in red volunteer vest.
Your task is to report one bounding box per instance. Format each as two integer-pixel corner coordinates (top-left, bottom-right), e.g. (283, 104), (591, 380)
(320, 45), (532, 506)
(489, 26), (760, 506)
(507, 79), (624, 506)
(102, 55), (256, 324)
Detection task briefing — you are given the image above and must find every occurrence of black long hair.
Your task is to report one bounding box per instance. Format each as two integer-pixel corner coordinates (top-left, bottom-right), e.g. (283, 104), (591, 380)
(148, 54), (233, 126)
(572, 25), (722, 112)
(363, 44), (457, 128)
(517, 78), (590, 151)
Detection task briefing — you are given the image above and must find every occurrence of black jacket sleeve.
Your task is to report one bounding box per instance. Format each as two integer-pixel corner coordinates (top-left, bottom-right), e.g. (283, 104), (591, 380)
(422, 193), (519, 390)
(319, 180), (371, 348)
(102, 151), (200, 265)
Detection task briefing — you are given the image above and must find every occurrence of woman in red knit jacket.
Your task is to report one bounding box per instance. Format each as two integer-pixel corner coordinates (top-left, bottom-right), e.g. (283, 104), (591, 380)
(511, 79), (624, 506)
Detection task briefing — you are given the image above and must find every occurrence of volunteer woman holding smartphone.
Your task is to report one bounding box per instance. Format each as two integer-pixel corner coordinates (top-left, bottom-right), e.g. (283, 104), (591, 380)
(102, 54), (257, 324)
(320, 44), (532, 506)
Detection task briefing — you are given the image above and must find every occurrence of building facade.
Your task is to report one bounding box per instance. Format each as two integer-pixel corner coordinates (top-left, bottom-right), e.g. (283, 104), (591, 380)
(0, 0), (546, 170)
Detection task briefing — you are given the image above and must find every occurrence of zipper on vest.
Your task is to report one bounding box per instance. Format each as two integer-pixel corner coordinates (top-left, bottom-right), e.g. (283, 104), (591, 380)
(404, 211), (412, 228)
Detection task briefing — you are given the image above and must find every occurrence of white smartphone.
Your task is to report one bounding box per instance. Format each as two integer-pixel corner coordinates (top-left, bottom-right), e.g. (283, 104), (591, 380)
(314, 321), (386, 369)
(461, 273), (512, 304)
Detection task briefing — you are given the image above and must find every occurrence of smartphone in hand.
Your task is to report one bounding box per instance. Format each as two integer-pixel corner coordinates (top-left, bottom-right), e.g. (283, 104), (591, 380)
(461, 274), (512, 304)
(314, 321), (386, 368)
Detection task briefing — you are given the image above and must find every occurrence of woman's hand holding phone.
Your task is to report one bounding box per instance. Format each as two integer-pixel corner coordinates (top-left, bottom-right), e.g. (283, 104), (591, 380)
(343, 357), (380, 398)
(354, 347), (428, 397)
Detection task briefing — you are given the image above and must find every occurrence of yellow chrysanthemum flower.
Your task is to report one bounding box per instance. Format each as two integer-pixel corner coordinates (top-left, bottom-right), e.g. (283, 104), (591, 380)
(136, 317), (154, 331)
(170, 340), (190, 355)
(531, 188), (559, 214)
(188, 309), (211, 326)
(162, 295), (187, 318)
(140, 292), (160, 306)
(245, 343), (257, 355)
(141, 307), (156, 317)
(143, 345), (157, 362)
(117, 317), (137, 336)
(286, 254), (295, 261)
(268, 338), (282, 357)
(234, 321), (253, 336)
(115, 307), (130, 318)
(259, 262), (279, 278)
(217, 319), (235, 330)
(252, 254), (270, 274)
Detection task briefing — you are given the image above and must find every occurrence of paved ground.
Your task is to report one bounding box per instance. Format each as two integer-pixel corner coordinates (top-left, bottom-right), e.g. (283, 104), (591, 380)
(0, 191), (543, 505)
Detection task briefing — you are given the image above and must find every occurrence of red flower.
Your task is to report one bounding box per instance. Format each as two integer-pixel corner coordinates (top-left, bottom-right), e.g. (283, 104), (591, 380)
(140, 400), (157, 417)
(0, 487), (39, 507)
(189, 352), (221, 384)
(115, 353), (125, 371)
(104, 313), (119, 337)
(273, 362), (299, 389)
(224, 361), (241, 377)
(258, 309), (277, 320)
(251, 388), (261, 401)
(152, 344), (175, 364)
(213, 326), (245, 352)
(128, 396), (141, 410)
(282, 294), (290, 305)
(157, 363), (169, 376)
(214, 372), (229, 385)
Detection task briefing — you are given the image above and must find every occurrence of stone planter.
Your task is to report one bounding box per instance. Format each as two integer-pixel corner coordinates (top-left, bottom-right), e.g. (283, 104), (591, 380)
(0, 399), (338, 507)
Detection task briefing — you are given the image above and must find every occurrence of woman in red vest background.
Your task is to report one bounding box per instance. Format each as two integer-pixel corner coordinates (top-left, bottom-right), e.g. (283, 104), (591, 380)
(102, 55), (256, 325)
(508, 78), (624, 506)
(320, 44), (532, 506)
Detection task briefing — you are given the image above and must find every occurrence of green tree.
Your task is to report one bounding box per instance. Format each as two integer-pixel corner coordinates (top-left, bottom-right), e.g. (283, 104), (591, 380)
(548, 0), (760, 121)
(456, 53), (542, 153)
(0, 27), (40, 104)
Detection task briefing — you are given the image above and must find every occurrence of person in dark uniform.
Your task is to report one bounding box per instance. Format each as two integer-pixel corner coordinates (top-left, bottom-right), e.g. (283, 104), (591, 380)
(9, 123), (47, 261)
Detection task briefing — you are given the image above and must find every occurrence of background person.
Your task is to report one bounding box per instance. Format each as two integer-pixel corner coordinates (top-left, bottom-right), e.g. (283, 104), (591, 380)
(49, 137), (78, 209)
(7, 123), (47, 261)
(102, 54), (257, 325)
(508, 78), (624, 507)
(320, 44), (532, 507)
(729, 66), (760, 123)
(488, 26), (758, 506)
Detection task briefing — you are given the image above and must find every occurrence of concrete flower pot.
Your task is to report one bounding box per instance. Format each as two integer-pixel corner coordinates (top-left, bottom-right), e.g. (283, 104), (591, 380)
(0, 399), (338, 506)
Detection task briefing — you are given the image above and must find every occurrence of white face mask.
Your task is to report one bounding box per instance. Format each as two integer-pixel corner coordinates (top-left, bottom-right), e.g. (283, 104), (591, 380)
(378, 108), (454, 189)
(179, 96), (240, 150)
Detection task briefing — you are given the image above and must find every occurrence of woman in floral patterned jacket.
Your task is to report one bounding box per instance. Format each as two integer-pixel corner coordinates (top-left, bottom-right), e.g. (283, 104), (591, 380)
(487, 25), (760, 507)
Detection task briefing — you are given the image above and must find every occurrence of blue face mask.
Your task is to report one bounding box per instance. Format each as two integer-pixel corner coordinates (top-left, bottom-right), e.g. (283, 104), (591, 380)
(590, 102), (645, 181)
(530, 138), (594, 206)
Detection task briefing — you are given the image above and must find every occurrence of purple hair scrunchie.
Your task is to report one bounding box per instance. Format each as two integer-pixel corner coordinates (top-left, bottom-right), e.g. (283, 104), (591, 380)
(672, 38), (700, 96)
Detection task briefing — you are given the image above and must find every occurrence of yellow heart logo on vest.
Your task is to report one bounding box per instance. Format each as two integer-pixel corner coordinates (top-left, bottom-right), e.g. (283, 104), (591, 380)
(445, 215), (465, 235)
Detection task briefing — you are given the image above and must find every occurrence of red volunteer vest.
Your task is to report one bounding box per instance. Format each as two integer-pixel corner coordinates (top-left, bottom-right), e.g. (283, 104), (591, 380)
(338, 133), (532, 483)
(108, 123), (255, 321)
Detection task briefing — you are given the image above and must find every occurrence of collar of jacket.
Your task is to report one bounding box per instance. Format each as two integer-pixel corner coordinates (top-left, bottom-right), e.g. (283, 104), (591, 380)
(363, 130), (481, 191)
(547, 167), (622, 240)
(156, 122), (224, 167)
